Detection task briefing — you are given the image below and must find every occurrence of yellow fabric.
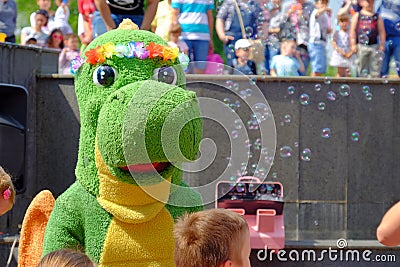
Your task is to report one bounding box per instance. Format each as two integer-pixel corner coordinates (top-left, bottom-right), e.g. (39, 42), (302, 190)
(94, 144), (175, 266)
(151, 0), (172, 42)
(18, 190), (55, 267)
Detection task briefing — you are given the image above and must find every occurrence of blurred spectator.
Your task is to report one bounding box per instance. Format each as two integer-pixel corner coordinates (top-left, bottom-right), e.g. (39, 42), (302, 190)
(92, 0), (158, 38)
(0, 0), (17, 43)
(77, 0), (95, 49)
(167, 23), (188, 54)
(216, 0), (262, 67)
(265, 0), (284, 73)
(270, 39), (304, 76)
(30, 0), (54, 35)
(151, 0), (172, 42)
(308, 0), (331, 76)
(330, 14), (353, 77)
(231, 38), (257, 75)
(21, 9), (49, 47)
(378, 0), (400, 77)
(59, 33), (80, 74)
(46, 28), (64, 50)
(338, 0), (361, 17)
(281, 0), (314, 75)
(350, 0), (385, 77)
(26, 37), (38, 46)
(172, 0), (214, 74)
(52, 0), (73, 35)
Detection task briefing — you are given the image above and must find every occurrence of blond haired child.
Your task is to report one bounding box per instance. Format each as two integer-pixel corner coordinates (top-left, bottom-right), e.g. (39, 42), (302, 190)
(0, 166), (15, 216)
(270, 39), (305, 76)
(174, 209), (250, 267)
(167, 23), (188, 55)
(38, 248), (96, 267)
(331, 14), (352, 77)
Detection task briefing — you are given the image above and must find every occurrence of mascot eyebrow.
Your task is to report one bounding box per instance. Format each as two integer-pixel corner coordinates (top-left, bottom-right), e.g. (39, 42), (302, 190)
(71, 42), (189, 74)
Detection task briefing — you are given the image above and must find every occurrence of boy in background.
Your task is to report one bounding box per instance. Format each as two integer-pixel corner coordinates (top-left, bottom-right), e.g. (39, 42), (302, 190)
(174, 209), (250, 267)
(308, 0), (332, 76)
(270, 39), (304, 76)
(350, 0), (385, 77)
(231, 39), (257, 75)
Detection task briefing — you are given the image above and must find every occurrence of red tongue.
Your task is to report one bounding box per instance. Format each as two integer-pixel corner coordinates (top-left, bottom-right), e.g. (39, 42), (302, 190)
(120, 162), (170, 173)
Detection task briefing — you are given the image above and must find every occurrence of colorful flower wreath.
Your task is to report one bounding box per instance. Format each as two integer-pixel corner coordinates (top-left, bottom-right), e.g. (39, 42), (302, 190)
(71, 42), (189, 74)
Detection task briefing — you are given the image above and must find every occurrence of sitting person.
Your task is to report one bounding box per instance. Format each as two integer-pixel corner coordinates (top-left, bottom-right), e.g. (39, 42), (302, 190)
(21, 9), (49, 47)
(59, 33), (80, 74)
(37, 248), (96, 267)
(231, 39), (257, 75)
(174, 209), (250, 267)
(0, 166), (15, 216)
(270, 39), (305, 76)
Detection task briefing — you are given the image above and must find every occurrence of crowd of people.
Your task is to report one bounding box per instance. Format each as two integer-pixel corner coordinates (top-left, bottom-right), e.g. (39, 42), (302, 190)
(0, 0), (399, 77)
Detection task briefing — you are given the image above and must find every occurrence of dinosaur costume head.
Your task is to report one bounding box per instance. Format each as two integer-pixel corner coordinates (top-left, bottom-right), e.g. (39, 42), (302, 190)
(22, 20), (204, 267)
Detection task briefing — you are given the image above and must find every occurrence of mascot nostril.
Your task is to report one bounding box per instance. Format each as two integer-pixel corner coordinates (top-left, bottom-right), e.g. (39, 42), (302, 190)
(20, 19), (203, 267)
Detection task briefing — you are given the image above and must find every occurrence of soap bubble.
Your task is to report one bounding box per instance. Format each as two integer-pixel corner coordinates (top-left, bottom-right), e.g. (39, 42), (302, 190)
(279, 146), (293, 158)
(359, 34), (369, 44)
(318, 102), (326, 111)
(365, 92), (373, 101)
(300, 148), (311, 161)
(271, 172), (278, 179)
(327, 91), (336, 101)
(360, 69), (368, 77)
(362, 85), (370, 94)
(351, 132), (360, 142)
(321, 128), (332, 138)
(389, 88), (396, 95)
(324, 77), (331, 85)
(245, 88), (252, 96)
(339, 84), (351, 97)
(223, 97), (231, 104)
(252, 103), (270, 122)
(288, 86), (295, 95)
(231, 130), (239, 139)
(315, 84), (322, 91)
(396, 22), (400, 31)
(225, 80), (233, 89)
(299, 93), (310, 105)
(249, 77), (257, 85)
(245, 26), (254, 38)
(234, 119), (242, 129)
(232, 82), (240, 91)
(284, 114), (292, 123)
(294, 141), (299, 147)
(228, 44), (235, 52)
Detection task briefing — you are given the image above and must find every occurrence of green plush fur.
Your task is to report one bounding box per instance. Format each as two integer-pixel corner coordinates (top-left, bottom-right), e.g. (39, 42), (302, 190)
(42, 24), (204, 263)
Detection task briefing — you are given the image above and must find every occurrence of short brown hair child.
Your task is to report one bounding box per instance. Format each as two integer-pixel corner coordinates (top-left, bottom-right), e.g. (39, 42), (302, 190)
(337, 13), (349, 23)
(174, 209), (251, 267)
(38, 248), (96, 267)
(170, 23), (182, 35)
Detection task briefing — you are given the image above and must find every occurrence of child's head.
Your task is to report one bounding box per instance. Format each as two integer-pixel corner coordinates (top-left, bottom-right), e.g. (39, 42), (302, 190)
(36, 0), (51, 11)
(48, 29), (64, 48)
(34, 9), (49, 28)
(26, 37), (38, 46)
(359, 0), (374, 9)
(0, 166), (15, 216)
(170, 24), (182, 43)
(174, 209), (250, 267)
(315, 0), (328, 8)
(234, 39), (251, 59)
(280, 39), (297, 56)
(37, 248), (96, 267)
(64, 33), (79, 50)
(337, 14), (349, 30)
(55, 0), (68, 7)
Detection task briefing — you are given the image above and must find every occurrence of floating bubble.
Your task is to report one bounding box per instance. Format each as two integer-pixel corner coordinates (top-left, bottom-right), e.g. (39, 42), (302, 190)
(321, 128), (331, 138)
(284, 114), (292, 123)
(223, 97), (231, 104)
(360, 69), (368, 77)
(287, 86), (295, 95)
(245, 88), (252, 96)
(314, 220), (319, 226)
(365, 92), (373, 101)
(318, 102), (326, 111)
(327, 91), (336, 101)
(315, 84), (322, 91)
(249, 77), (257, 85)
(247, 116), (259, 130)
(254, 138), (262, 148)
(227, 44), (235, 52)
(279, 146), (293, 158)
(234, 119), (242, 129)
(362, 85), (370, 94)
(240, 90), (247, 99)
(351, 132), (360, 142)
(229, 176), (236, 181)
(245, 26), (254, 38)
(294, 141), (299, 147)
(235, 100), (241, 108)
(389, 88), (396, 95)
(359, 34), (369, 44)
(232, 82), (240, 91)
(299, 93), (310, 105)
(324, 77), (331, 85)
(225, 80), (233, 89)
(231, 130), (239, 139)
(261, 147), (268, 155)
(339, 84), (351, 97)
(271, 172), (278, 179)
(252, 103), (270, 122)
(301, 148), (311, 161)
(396, 22), (400, 31)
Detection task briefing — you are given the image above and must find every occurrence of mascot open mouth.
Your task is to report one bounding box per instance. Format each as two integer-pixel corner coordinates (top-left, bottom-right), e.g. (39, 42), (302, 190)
(119, 162), (171, 173)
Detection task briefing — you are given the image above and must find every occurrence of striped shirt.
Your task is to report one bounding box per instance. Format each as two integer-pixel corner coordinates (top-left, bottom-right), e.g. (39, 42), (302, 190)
(171, 0), (214, 40)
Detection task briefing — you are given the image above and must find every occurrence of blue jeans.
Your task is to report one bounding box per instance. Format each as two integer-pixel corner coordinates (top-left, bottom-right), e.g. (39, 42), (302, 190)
(92, 11), (144, 38)
(184, 39), (209, 71)
(381, 37), (400, 77)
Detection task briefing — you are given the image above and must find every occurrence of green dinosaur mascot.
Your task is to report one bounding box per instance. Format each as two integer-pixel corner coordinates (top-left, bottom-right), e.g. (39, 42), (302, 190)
(20, 20), (203, 267)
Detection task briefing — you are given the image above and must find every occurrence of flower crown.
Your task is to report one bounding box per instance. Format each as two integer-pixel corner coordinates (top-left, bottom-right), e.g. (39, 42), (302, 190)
(71, 42), (189, 74)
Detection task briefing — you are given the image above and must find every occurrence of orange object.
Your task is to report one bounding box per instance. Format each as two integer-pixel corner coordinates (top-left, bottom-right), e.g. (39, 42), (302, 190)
(0, 33), (6, 42)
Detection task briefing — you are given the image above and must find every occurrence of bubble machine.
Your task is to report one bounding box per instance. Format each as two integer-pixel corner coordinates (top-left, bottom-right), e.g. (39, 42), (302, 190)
(215, 176), (285, 250)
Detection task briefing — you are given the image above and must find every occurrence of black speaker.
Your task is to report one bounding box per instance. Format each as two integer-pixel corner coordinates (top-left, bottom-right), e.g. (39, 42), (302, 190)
(0, 83), (28, 193)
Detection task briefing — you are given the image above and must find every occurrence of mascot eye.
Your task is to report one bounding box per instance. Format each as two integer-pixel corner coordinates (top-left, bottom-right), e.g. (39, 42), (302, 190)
(93, 65), (118, 87)
(153, 66), (177, 85)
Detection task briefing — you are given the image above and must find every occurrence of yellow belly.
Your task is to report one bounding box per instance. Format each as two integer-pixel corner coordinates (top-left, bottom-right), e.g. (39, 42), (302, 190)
(99, 207), (175, 267)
